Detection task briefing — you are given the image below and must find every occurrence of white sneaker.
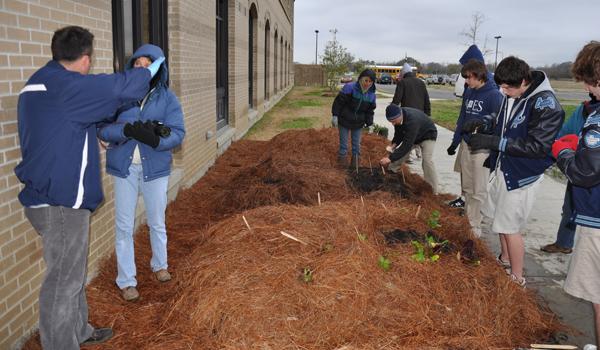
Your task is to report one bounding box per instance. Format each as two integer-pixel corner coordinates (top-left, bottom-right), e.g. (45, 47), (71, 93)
(583, 344), (597, 350)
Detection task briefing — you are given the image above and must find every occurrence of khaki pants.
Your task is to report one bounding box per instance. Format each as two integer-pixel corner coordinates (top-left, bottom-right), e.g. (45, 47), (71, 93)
(458, 140), (489, 235)
(390, 139), (438, 193)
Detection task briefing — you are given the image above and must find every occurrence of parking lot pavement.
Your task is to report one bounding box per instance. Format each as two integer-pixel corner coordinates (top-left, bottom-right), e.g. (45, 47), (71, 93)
(373, 97), (595, 347)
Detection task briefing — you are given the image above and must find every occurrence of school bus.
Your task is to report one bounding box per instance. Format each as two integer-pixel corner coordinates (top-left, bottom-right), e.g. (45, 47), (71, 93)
(368, 65), (421, 83)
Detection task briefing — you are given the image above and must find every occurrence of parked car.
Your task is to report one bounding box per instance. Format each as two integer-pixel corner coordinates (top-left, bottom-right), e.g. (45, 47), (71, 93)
(448, 74), (459, 86)
(340, 73), (354, 84)
(454, 74), (466, 97)
(378, 73), (392, 84)
(426, 74), (446, 85)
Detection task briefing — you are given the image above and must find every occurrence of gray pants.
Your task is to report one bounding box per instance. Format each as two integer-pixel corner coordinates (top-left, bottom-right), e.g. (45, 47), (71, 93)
(25, 206), (94, 350)
(389, 139), (438, 194)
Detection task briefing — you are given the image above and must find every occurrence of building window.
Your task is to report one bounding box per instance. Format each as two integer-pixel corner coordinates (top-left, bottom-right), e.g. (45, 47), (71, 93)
(112, 0), (169, 73)
(216, 0), (229, 129)
(264, 20), (270, 100)
(248, 4), (258, 109)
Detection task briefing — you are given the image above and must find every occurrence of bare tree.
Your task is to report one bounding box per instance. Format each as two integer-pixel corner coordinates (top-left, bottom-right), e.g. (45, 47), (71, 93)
(460, 12), (493, 59)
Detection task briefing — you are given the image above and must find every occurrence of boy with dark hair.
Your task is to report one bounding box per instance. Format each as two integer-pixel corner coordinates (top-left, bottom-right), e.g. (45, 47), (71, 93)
(468, 56), (564, 287)
(15, 25), (163, 349)
(554, 40), (600, 350)
(447, 59), (502, 236)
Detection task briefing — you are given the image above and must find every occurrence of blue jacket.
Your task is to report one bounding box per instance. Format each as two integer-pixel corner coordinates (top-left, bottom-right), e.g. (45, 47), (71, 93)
(487, 71), (564, 190)
(557, 103), (600, 228)
(15, 60), (151, 211)
(332, 70), (376, 129)
(451, 79), (502, 146)
(98, 44), (185, 182)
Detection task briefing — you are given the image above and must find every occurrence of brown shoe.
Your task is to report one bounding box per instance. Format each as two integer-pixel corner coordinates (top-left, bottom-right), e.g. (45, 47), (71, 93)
(121, 286), (139, 301)
(155, 269), (171, 282)
(540, 243), (572, 254)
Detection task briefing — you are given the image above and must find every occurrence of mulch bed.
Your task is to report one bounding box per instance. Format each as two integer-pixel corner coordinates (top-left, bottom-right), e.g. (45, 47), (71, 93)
(22, 128), (560, 350)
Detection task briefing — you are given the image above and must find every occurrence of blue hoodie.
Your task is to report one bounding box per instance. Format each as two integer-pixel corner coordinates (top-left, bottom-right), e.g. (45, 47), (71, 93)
(15, 58), (152, 211)
(97, 44), (185, 181)
(451, 79), (502, 146)
(459, 45), (496, 85)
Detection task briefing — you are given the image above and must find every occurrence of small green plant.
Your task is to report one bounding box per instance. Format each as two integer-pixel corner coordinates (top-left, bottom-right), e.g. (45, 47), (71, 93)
(302, 268), (313, 283)
(357, 232), (368, 241)
(378, 255), (391, 271)
(427, 210), (442, 229)
(321, 242), (334, 252)
(411, 234), (449, 263)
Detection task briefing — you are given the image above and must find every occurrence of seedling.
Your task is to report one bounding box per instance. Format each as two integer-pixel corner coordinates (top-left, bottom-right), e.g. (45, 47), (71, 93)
(302, 268), (313, 283)
(378, 255), (391, 271)
(411, 234), (449, 263)
(357, 232), (368, 241)
(427, 210), (442, 229)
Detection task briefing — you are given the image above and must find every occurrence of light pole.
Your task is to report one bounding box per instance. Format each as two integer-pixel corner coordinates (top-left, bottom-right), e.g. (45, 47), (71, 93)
(494, 35), (502, 70)
(314, 30), (319, 64)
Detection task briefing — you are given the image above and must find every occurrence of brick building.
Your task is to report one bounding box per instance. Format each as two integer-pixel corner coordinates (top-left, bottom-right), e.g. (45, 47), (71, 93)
(0, 1), (294, 348)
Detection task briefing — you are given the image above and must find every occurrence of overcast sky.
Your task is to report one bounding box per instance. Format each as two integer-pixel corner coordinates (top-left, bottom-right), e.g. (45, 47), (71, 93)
(293, 0), (599, 67)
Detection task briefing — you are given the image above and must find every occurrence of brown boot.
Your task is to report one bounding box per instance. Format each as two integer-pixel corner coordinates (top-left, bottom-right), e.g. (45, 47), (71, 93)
(155, 269), (172, 282)
(121, 286), (139, 301)
(540, 243), (572, 254)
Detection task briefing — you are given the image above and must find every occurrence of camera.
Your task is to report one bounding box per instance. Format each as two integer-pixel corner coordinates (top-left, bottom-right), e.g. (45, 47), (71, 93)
(152, 121), (171, 138)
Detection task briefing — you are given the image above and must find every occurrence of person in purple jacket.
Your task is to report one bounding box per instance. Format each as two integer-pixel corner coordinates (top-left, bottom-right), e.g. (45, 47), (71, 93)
(15, 26), (161, 349)
(98, 44), (185, 302)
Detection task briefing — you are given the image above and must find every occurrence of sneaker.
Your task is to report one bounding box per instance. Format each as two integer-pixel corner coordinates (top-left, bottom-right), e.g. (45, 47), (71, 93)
(155, 269), (171, 282)
(540, 243), (573, 254)
(583, 344), (598, 350)
(496, 254), (511, 275)
(81, 327), (113, 346)
(448, 197), (465, 208)
(510, 274), (526, 288)
(121, 286), (139, 301)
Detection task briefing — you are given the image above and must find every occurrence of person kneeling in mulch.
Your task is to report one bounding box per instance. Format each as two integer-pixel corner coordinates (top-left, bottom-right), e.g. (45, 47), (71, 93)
(379, 104), (439, 194)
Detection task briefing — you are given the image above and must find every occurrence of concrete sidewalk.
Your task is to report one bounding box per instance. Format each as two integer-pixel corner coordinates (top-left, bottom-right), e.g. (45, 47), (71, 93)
(373, 97), (595, 348)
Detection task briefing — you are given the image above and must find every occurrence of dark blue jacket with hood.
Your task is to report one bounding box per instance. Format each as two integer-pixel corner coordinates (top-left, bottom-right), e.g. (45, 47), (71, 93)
(332, 69), (376, 129)
(15, 56), (152, 211)
(98, 44), (185, 182)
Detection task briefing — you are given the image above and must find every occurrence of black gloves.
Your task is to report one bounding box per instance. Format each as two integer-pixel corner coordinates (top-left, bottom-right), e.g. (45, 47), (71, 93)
(123, 121), (160, 148)
(462, 119), (484, 133)
(447, 143), (458, 155)
(468, 134), (500, 151)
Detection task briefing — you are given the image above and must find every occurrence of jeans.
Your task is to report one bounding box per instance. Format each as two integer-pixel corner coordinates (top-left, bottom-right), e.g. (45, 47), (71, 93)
(114, 164), (169, 289)
(338, 125), (362, 156)
(25, 206), (94, 350)
(555, 187), (576, 248)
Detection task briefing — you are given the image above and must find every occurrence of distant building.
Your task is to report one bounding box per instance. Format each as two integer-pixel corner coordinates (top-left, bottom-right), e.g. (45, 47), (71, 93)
(0, 1), (294, 348)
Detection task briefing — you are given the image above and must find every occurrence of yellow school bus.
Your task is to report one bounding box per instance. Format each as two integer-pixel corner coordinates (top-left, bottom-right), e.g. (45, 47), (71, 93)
(368, 65), (420, 83)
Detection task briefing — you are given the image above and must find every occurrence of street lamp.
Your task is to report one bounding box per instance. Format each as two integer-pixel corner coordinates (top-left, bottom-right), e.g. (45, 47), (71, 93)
(494, 35), (502, 70)
(314, 30), (319, 64)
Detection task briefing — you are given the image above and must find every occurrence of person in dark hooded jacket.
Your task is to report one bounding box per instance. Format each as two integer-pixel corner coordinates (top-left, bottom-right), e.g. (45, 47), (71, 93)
(469, 56), (564, 287)
(331, 69), (376, 168)
(392, 62), (430, 115)
(98, 44), (185, 301)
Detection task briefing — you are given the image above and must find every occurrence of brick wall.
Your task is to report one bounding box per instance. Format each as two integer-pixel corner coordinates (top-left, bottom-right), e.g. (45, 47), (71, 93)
(0, 0), (293, 348)
(294, 64), (326, 86)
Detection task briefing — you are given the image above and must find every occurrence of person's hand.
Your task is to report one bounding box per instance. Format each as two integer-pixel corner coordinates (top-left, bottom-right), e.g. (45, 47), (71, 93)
(380, 157), (391, 166)
(447, 143), (458, 155)
(552, 134), (579, 159)
(331, 116), (338, 128)
(468, 134), (500, 151)
(462, 119), (484, 133)
(123, 120), (160, 148)
(147, 57), (165, 78)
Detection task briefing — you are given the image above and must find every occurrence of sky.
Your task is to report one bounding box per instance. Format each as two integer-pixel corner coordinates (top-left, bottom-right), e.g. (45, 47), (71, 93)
(293, 0), (599, 67)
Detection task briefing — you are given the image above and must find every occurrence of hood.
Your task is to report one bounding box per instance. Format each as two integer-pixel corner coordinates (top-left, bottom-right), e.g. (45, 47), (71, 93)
(357, 69), (377, 93)
(402, 63), (412, 75)
(126, 44), (168, 85)
(522, 70), (554, 99)
(459, 44), (484, 65)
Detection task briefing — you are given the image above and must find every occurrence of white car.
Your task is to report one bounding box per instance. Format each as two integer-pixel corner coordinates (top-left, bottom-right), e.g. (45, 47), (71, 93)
(454, 74), (465, 97)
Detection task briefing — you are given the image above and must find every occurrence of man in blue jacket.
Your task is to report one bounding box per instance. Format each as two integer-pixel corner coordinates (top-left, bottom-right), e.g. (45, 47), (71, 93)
(554, 41), (600, 350)
(469, 56), (564, 287)
(447, 59), (502, 237)
(98, 44), (185, 302)
(14, 26), (162, 349)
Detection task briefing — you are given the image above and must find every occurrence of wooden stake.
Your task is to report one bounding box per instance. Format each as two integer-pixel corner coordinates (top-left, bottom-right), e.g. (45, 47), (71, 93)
(415, 205), (421, 218)
(280, 231), (308, 245)
(381, 165), (386, 176)
(380, 202), (389, 213)
(360, 196), (364, 207)
(242, 215), (252, 232)
(530, 345), (577, 350)
(317, 192), (321, 206)
(368, 155), (373, 175)
(400, 168), (406, 183)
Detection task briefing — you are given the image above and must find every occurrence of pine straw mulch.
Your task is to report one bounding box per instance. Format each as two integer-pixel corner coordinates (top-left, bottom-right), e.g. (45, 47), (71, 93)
(22, 128), (561, 350)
